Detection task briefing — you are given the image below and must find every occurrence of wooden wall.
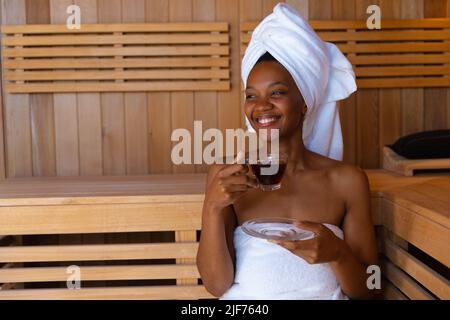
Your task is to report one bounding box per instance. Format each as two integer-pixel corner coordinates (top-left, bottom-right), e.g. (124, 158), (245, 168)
(1, 0), (450, 179)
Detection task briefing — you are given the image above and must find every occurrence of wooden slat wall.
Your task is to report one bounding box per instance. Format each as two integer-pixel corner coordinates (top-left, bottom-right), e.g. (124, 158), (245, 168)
(1, 0), (450, 179)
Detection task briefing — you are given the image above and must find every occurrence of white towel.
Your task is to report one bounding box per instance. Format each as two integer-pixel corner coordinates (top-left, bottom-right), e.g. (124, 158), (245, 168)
(220, 224), (348, 300)
(242, 3), (357, 161)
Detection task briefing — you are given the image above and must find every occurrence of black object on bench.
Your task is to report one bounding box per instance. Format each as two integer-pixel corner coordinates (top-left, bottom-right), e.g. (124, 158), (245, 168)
(389, 130), (450, 160)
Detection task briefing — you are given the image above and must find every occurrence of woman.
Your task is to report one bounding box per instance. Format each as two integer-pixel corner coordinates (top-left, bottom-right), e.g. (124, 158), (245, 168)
(196, 3), (378, 300)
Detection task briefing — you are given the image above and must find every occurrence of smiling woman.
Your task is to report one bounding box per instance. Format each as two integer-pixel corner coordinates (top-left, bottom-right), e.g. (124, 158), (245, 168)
(196, 3), (378, 300)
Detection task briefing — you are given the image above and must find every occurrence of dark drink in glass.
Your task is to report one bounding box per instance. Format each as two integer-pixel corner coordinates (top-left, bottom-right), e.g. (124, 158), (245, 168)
(250, 153), (288, 191)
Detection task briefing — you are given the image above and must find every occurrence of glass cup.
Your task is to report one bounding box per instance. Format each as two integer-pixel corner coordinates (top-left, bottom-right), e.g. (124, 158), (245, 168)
(249, 153), (288, 191)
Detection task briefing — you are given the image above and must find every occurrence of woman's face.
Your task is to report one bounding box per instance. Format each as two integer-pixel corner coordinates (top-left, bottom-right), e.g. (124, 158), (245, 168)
(244, 60), (306, 140)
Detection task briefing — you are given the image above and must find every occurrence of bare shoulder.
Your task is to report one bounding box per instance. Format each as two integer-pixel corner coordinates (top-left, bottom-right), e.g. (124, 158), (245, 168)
(308, 152), (370, 202)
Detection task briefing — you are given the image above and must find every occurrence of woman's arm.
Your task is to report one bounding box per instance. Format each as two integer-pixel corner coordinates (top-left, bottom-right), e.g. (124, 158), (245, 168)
(330, 166), (379, 299)
(196, 164), (258, 297)
(197, 203), (237, 297)
(269, 166), (378, 299)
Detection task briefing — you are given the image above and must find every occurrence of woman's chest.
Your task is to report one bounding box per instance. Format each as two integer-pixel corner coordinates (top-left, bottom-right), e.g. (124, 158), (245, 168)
(233, 173), (346, 226)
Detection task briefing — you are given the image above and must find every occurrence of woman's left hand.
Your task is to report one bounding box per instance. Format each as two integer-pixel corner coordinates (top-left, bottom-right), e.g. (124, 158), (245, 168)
(269, 221), (345, 264)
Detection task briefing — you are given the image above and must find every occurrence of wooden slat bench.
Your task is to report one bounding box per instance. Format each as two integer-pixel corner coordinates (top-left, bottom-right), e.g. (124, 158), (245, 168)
(241, 19), (450, 88)
(0, 171), (448, 300)
(1, 23), (230, 93)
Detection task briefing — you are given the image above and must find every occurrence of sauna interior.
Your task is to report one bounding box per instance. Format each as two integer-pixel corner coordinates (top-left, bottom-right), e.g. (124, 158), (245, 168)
(0, 0), (449, 301)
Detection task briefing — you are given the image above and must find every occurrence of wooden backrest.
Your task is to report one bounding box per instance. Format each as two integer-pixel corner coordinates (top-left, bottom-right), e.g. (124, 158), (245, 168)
(241, 19), (450, 89)
(1, 23), (230, 93)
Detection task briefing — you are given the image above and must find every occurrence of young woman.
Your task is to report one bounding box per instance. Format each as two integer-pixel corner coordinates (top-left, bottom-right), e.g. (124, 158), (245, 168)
(196, 4), (378, 300)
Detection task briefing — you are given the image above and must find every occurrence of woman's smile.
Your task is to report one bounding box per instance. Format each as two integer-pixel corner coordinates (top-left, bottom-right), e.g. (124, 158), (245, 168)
(254, 113), (282, 128)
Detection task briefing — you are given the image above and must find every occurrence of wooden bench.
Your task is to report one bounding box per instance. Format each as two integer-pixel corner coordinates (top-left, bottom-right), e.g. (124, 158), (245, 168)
(0, 171), (448, 300)
(241, 19), (450, 88)
(1, 23), (230, 93)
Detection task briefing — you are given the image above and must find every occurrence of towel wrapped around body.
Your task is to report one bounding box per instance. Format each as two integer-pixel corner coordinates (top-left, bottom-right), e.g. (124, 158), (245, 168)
(220, 224), (348, 300)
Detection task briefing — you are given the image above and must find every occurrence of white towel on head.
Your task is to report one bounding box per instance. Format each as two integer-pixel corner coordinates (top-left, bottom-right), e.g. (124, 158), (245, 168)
(220, 224), (348, 300)
(242, 3), (357, 161)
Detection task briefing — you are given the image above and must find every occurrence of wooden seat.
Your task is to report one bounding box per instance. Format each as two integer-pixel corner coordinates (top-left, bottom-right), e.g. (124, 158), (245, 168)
(1, 23), (230, 93)
(241, 19), (450, 88)
(0, 171), (448, 300)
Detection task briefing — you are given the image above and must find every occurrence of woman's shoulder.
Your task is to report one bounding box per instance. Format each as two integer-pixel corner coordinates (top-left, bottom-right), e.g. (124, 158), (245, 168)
(308, 151), (369, 189)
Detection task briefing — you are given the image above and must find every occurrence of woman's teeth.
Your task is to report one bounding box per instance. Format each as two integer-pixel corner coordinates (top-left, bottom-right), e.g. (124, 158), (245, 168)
(257, 117), (279, 125)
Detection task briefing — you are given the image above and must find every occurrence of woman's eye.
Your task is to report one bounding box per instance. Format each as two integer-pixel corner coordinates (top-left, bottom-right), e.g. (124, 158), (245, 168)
(272, 90), (285, 96)
(245, 94), (255, 100)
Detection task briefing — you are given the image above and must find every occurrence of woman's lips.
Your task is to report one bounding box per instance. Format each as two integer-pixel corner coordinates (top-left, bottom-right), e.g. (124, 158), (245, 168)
(254, 115), (282, 128)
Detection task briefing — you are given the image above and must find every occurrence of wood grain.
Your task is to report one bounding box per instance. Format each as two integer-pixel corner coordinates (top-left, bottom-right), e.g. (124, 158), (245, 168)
(170, 0), (195, 174)
(2, 0), (32, 178)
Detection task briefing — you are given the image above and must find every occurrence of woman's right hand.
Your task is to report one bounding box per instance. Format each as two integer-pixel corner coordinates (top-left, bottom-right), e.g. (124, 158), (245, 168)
(204, 164), (259, 211)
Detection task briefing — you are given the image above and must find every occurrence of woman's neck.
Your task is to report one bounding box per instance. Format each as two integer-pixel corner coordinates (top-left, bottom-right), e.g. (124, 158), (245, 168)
(278, 128), (309, 174)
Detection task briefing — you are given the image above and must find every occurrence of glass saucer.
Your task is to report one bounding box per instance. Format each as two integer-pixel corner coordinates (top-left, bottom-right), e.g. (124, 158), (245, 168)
(241, 217), (315, 241)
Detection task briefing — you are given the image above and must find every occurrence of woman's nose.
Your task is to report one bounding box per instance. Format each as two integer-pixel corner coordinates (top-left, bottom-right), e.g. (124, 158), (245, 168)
(254, 98), (274, 111)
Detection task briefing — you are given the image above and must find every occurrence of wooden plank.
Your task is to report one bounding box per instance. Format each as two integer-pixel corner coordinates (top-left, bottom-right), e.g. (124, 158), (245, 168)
(333, 0), (356, 165)
(382, 237), (450, 299)
(383, 281), (409, 300)
(0, 285), (213, 300)
(309, 0), (331, 19)
(0, 264), (200, 283)
(336, 42), (450, 54)
(382, 260), (435, 300)
(349, 54), (450, 65)
(2, 33), (229, 46)
(50, 0), (79, 179)
(193, 0), (217, 174)
(8, 82), (223, 94)
(53, 93), (79, 176)
(1, 22), (229, 34)
(0, 3), (5, 180)
(381, 199), (450, 267)
(75, 0), (101, 178)
(425, 88), (448, 130)
(358, 77), (450, 89)
(29, 91), (56, 178)
(11, 18), (450, 35)
(145, 0), (171, 174)
(50, 0), (81, 277)
(355, 0), (379, 169)
(170, 0), (195, 174)
(2, 0), (32, 178)
(356, 66), (450, 77)
(26, 0), (56, 178)
(0, 202), (203, 235)
(5, 70), (230, 81)
(123, 0), (148, 177)
(97, 0), (126, 267)
(316, 30), (450, 42)
(379, 89), (401, 165)
(381, 181), (450, 229)
(216, 0), (243, 133)
(175, 231), (198, 285)
(4, 57), (229, 69)
(382, 146), (450, 177)
(0, 242), (198, 263)
(356, 89), (379, 168)
(121, 0), (152, 256)
(3, 46), (229, 58)
(424, 0), (448, 134)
